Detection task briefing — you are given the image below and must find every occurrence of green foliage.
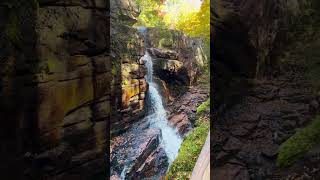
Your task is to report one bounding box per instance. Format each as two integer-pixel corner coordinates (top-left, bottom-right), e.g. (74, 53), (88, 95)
(167, 119), (209, 179)
(277, 116), (320, 167)
(196, 99), (210, 115)
(159, 38), (173, 48)
(135, 0), (210, 41)
(163, 0), (210, 41)
(135, 0), (165, 27)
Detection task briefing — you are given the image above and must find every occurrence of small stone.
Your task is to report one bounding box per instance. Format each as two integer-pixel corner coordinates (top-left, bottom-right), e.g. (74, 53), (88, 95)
(282, 120), (296, 130)
(223, 137), (243, 151)
(216, 151), (229, 161)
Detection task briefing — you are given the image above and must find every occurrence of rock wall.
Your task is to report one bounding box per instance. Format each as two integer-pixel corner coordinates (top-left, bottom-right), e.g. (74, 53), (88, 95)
(212, 0), (309, 109)
(147, 28), (207, 84)
(212, 0), (307, 78)
(146, 28), (208, 102)
(110, 0), (147, 135)
(0, 0), (109, 179)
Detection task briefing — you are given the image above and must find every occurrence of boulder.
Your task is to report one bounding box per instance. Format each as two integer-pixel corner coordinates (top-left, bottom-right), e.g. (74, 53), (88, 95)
(111, 128), (168, 179)
(147, 48), (178, 60)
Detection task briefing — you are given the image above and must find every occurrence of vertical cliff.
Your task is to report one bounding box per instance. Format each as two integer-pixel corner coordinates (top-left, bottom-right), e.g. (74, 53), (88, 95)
(0, 0), (109, 179)
(212, 0), (320, 179)
(212, 0), (310, 108)
(110, 0), (148, 135)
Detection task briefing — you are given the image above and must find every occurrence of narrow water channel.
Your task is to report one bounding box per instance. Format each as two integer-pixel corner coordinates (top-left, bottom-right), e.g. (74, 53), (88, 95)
(118, 28), (183, 179)
(142, 51), (182, 164)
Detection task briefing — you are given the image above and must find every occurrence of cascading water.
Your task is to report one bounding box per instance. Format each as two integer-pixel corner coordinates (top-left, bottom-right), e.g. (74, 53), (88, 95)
(137, 26), (182, 164)
(118, 27), (182, 179)
(142, 51), (182, 164)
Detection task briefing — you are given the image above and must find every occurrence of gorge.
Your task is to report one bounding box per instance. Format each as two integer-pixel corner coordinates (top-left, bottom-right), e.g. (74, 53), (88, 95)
(212, 0), (320, 179)
(110, 24), (209, 178)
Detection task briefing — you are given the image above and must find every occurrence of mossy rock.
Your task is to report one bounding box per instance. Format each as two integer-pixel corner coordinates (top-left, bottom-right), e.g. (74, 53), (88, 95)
(277, 115), (320, 167)
(196, 99), (210, 115)
(159, 38), (173, 48)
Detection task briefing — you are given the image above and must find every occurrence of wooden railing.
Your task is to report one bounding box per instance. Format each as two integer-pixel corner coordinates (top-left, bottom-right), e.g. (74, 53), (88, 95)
(190, 132), (210, 180)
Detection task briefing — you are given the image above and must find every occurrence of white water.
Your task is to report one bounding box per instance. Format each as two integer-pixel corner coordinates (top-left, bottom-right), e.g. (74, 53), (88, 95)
(142, 52), (182, 163)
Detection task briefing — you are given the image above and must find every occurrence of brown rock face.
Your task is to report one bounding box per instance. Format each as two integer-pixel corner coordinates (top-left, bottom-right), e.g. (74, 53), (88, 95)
(0, 0), (108, 179)
(110, 0), (148, 135)
(110, 127), (168, 179)
(147, 28), (207, 86)
(212, 0), (308, 109)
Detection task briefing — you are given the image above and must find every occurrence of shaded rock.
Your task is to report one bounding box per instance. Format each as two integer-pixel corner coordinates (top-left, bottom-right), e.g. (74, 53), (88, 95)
(136, 147), (168, 178)
(213, 164), (249, 180)
(147, 48), (178, 60)
(223, 137), (243, 152)
(282, 120), (297, 130)
(261, 144), (279, 158)
(110, 128), (165, 179)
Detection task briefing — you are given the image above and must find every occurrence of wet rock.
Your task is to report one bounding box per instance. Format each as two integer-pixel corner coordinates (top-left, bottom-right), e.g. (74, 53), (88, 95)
(111, 128), (165, 179)
(136, 147), (168, 178)
(169, 113), (191, 134)
(110, 175), (121, 180)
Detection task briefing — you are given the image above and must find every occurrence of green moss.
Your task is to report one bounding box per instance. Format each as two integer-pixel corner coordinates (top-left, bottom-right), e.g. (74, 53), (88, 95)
(196, 99), (210, 115)
(277, 116), (320, 167)
(167, 119), (209, 179)
(159, 38), (173, 48)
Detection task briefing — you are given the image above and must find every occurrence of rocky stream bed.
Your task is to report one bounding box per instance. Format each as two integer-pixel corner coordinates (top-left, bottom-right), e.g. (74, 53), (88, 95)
(212, 60), (320, 179)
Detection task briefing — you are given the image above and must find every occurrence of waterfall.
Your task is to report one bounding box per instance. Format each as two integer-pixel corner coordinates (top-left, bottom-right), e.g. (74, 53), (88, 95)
(142, 52), (182, 163)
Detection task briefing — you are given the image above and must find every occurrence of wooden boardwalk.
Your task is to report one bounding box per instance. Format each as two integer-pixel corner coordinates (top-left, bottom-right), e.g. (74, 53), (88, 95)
(190, 132), (210, 180)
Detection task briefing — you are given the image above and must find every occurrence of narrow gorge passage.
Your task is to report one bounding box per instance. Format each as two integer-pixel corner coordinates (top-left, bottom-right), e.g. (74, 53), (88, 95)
(118, 50), (183, 180)
(111, 28), (189, 180)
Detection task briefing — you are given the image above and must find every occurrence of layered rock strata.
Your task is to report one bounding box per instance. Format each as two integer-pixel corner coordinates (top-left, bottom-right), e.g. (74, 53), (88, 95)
(0, 0), (109, 179)
(110, 0), (147, 135)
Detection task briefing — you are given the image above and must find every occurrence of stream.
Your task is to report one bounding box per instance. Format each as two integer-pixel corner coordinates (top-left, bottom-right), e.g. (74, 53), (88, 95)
(116, 27), (182, 180)
(142, 51), (182, 164)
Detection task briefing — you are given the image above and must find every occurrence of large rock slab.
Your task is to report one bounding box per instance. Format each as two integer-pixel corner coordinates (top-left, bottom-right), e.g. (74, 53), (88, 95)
(111, 127), (168, 179)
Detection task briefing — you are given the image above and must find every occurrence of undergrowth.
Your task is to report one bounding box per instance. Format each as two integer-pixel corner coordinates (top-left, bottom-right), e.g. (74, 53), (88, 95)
(167, 100), (210, 180)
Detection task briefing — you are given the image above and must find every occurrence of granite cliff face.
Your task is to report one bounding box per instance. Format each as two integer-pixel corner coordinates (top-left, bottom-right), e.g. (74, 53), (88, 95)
(0, 0), (108, 179)
(146, 28), (208, 103)
(212, 0), (320, 179)
(110, 0), (147, 135)
(212, 0), (309, 108)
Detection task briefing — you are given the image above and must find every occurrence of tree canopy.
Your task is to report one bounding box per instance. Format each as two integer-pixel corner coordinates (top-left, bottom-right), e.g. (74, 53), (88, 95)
(135, 0), (210, 41)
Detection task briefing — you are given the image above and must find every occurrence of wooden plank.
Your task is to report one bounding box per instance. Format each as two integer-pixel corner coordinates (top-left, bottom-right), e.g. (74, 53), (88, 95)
(190, 132), (210, 180)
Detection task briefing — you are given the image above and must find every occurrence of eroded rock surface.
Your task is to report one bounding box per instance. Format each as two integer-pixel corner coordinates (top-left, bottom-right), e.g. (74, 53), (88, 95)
(110, 124), (168, 179)
(0, 0), (108, 178)
(168, 86), (209, 135)
(110, 0), (148, 135)
(212, 62), (319, 179)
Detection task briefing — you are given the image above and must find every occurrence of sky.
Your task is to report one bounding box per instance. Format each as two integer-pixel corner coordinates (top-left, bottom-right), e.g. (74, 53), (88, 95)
(163, 0), (202, 13)
(162, 0), (203, 27)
